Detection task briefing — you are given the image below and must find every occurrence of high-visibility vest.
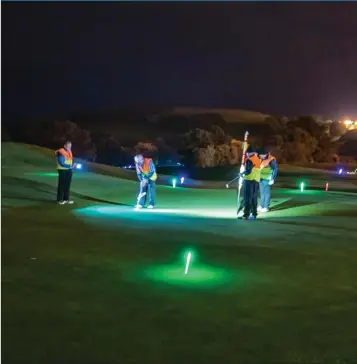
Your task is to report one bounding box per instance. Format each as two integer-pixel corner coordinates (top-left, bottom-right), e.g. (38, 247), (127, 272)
(244, 154), (261, 182)
(260, 154), (276, 180)
(139, 158), (157, 181)
(56, 148), (73, 170)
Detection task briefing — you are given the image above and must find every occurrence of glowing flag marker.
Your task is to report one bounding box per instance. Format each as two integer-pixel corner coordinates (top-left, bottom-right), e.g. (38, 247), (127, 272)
(172, 178), (177, 188)
(180, 177), (185, 184)
(325, 182), (329, 191)
(300, 182), (305, 192)
(75, 163), (82, 170)
(338, 168), (343, 175)
(184, 252), (192, 275)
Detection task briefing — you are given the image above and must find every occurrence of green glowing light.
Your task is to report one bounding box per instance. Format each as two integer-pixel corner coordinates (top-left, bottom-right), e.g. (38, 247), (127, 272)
(184, 251), (192, 275)
(143, 264), (231, 288)
(172, 178), (177, 188)
(300, 182), (305, 192)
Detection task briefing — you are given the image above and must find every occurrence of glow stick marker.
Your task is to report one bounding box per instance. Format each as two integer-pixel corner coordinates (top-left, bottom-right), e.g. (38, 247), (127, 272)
(184, 252), (192, 275)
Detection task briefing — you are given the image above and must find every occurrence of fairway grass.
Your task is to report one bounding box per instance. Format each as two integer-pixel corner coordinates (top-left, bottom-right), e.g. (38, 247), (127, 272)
(2, 144), (357, 363)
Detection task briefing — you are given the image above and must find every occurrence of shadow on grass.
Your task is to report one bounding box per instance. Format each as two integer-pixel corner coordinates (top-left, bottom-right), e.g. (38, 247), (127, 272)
(270, 199), (316, 212)
(2, 175), (130, 207)
(70, 192), (131, 207)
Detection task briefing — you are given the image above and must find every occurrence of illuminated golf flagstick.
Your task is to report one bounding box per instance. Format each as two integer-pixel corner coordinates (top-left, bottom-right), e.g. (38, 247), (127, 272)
(325, 182), (329, 191)
(172, 178), (177, 188)
(180, 177), (185, 184)
(184, 252), (192, 275)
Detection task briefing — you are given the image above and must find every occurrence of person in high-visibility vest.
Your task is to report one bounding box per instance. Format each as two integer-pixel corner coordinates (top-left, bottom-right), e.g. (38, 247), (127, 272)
(238, 146), (261, 220)
(134, 154), (158, 209)
(56, 141), (76, 205)
(258, 147), (278, 213)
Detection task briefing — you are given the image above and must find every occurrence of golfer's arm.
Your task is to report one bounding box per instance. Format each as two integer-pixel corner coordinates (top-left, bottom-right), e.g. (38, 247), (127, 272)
(135, 166), (143, 181)
(146, 161), (156, 178)
(244, 160), (253, 176)
(270, 160), (278, 180)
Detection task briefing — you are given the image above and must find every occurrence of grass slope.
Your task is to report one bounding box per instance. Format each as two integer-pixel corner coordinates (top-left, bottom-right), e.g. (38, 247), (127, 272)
(2, 143), (357, 364)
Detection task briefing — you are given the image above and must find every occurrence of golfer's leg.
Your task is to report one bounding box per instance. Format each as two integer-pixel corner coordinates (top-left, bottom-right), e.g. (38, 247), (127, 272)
(149, 181), (156, 206)
(57, 170), (65, 202)
(252, 182), (259, 216)
(259, 181), (265, 208)
(265, 182), (271, 209)
(64, 170), (72, 201)
(243, 181), (251, 217)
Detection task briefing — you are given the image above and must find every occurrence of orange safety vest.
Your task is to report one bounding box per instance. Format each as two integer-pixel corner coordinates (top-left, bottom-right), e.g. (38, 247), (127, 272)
(138, 158), (158, 181)
(260, 154), (276, 180)
(244, 154), (261, 182)
(56, 148), (73, 170)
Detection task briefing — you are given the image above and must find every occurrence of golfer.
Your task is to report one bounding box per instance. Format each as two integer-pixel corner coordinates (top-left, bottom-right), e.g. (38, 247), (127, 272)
(134, 154), (157, 209)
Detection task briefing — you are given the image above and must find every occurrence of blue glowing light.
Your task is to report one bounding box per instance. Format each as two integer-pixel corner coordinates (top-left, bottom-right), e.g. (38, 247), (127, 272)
(76, 163), (82, 170)
(180, 177), (185, 184)
(338, 168), (343, 175)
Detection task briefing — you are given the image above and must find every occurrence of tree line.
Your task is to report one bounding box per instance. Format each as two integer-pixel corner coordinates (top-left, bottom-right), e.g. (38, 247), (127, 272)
(2, 115), (356, 167)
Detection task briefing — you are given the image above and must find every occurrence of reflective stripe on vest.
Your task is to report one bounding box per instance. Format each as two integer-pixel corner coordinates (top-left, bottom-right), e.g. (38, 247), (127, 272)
(244, 154), (261, 182)
(139, 158), (157, 181)
(260, 155), (276, 180)
(56, 148), (73, 170)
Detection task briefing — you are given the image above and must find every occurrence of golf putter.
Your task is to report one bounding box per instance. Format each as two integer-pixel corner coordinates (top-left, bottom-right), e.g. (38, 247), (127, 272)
(136, 191), (146, 205)
(135, 179), (147, 209)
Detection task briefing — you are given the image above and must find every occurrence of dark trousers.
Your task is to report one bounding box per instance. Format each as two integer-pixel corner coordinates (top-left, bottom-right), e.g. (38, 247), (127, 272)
(259, 179), (271, 209)
(57, 169), (73, 202)
(138, 179), (156, 206)
(243, 180), (259, 217)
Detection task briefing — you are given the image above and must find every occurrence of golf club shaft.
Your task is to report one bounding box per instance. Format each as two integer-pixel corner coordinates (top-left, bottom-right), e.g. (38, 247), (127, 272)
(226, 176), (240, 187)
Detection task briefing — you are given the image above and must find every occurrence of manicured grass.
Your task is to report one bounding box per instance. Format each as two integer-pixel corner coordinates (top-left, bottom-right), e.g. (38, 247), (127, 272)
(2, 143), (357, 363)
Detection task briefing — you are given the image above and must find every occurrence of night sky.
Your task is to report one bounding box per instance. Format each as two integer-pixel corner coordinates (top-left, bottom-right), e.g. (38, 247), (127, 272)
(2, 2), (357, 118)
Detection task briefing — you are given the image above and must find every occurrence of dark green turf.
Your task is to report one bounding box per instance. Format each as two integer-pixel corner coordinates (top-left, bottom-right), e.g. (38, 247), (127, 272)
(2, 144), (357, 364)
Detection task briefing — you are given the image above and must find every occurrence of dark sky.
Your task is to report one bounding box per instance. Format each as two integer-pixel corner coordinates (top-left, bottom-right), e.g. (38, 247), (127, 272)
(2, 2), (357, 118)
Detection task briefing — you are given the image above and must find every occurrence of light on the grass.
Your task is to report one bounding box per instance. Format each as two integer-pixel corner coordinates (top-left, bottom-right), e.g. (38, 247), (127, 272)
(76, 163), (82, 170)
(180, 177), (185, 184)
(185, 251), (192, 275)
(325, 182), (329, 191)
(172, 178), (177, 188)
(300, 182), (305, 192)
(338, 168), (343, 175)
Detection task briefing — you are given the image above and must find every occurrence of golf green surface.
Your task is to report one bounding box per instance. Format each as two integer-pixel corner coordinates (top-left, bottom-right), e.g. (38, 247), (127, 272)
(2, 143), (357, 363)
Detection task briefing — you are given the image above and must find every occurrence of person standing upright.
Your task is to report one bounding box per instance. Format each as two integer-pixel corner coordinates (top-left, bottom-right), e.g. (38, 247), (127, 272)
(56, 141), (75, 205)
(258, 146), (278, 213)
(134, 154), (157, 209)
(238, 146), (261, 220)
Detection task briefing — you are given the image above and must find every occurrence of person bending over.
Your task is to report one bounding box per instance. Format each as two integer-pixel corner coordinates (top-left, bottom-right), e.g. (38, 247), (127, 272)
(134, 154), (157, 209)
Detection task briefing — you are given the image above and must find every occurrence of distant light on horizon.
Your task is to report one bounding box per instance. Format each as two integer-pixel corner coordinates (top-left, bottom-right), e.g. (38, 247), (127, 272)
(341, 119), (357, 130)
